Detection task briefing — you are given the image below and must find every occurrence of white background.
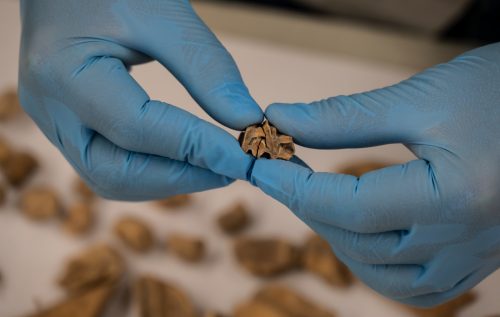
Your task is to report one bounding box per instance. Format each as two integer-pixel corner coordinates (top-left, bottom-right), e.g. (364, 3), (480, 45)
(0, 1), (498, 316)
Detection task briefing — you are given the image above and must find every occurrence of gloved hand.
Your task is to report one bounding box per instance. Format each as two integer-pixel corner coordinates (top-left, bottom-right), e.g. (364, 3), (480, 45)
(251, 43), (500, 307)
(18, 0), (263, 200)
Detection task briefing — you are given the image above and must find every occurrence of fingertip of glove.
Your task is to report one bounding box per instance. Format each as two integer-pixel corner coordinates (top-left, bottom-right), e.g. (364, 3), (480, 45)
(208, 85), (264, 130)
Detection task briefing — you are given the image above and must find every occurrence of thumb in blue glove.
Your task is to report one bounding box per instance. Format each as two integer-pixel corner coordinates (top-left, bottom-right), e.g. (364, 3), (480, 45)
(251, 43), (500, 307)
(19, 0), (263, 201)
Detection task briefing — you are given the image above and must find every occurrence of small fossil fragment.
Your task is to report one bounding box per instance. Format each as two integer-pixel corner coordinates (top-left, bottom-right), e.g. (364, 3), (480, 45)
(74, 178), (95, 202)
(217, 203), (251, 235)
(406, 292), (476, 317)
(59, 244), (124, 294)
(0, 89), (22, 121)
(166, 234), (205, 263)
(25, 283), (116, 317)
(204, 312), (229, 317)
(20, 187), (60, 221)
(156, 194), (192, 209)
(63, 202), (94, 236)
(239, 121), (295, 160)
(301, 235), (352, 287)
(0, 183), (6, 206)
(337, 161), (389, 177)
(234, 285), (336, 317)
(135, 275), (197, 317)
(0, 136), (11, 167)
(234, 301), (288, 317)
(2, 151), (38, 187)
(114, 217), (154, 253)
(234, 238), (299, 277)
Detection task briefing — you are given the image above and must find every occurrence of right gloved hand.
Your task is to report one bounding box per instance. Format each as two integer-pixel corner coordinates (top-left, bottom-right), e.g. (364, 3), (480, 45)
(18, 0), (263, 200)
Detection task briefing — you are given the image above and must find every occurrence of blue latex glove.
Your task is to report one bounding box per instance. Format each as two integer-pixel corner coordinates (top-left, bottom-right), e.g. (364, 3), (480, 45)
(18, 0), (263, 200)
(251, 43), (500, 307)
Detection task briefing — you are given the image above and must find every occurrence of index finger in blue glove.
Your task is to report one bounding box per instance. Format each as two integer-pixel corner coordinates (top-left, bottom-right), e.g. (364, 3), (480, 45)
(264, 79), (438, 149)
(48, 52), (252, 180)
(251, 158), (438, 234)
(113, 1), (264, 130)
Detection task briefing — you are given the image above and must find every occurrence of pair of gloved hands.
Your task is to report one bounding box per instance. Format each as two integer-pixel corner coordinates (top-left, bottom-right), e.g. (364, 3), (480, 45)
(19, 0), (500, 308)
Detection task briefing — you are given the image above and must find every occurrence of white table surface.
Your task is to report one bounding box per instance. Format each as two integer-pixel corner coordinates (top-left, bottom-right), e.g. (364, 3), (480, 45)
(0, 1), (498, 317)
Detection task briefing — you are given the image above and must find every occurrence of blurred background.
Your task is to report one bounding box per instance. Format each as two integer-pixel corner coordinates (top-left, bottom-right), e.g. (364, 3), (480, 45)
(0, 0), (499, 316)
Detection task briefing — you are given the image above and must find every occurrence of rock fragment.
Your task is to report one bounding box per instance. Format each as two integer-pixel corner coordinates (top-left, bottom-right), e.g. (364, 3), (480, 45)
(114, 217), (154, 253)
(63, 202), (94, 236)
(20, 187), (60, 221)
(74, 178), (95, 202)
(301, 235), (352, 287)
(25, 283), (116, 317)
(156, 194), (192, 209)
(234, 285), (336, 317)
(59, 244), (124, 294)
(2, 151), (38, 187)
(234, 238), (299, 277)
(407, 292), (476, 317)
(166, 234), (205, 263)
(239, 121), (294, 160)
(135, 275), (197, 317)
(217, 203), (251, 235)
(0, 89), (22, 121)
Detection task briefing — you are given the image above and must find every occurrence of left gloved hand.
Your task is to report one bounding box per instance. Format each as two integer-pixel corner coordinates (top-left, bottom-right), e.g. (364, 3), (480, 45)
(18, 0), (263, 201)
(251, 43), (500, 307)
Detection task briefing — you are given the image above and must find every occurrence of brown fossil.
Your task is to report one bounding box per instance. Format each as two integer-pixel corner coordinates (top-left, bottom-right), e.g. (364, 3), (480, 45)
(25, 283), (116, 317)
(135, 275), (197, 317)
(114, 217), (154, 253)
(156, 194), (192, 209)
(0, 183), (5, 206)
(234, 285), (336, 317)
(406, 292), (476, 317)
(58, 244), (124, 294)
(0, 89), (22, 121)
(337, 161), (389, 177)
(74, 178), (95, 202)
(1, 151), (38, 187)
(20, 187), (60, 221)
(217, 202), (251, 235)
(166, 234), (205, 263)
(301, 235), (353, 287)
(234, 238), (299, 277)
(0, 136), (11, 167)
(239, 121), (295, 160)
(63, 202), (94, 236)
(204, 312), (229, 317)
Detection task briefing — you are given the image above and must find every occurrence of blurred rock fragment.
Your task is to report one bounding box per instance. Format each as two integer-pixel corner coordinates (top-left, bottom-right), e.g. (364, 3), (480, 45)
(63, 202), (94, 236)
(156, 194), (192, 209)
(114, 217), (154, 253)
(135, 275), (197, 317)
(337, 161), (389, 177)
(406, 292), (476, 317)
(217, 202), (251, 235)
(166, 234), (205, 263)
(0, 183), (6, 206)
(234, 238), (299, 277)
(74, 178), (95, 202)
(0, 89), (22, 121)
(1, 151), (38, 187)
(301, 235), (353, 287)
(59, 244), (124, 294)
(234, 285), (336, 317)
(25, 283), (116, 317)
(20, 187), (60, 221)
(0, 136), (12, 167)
